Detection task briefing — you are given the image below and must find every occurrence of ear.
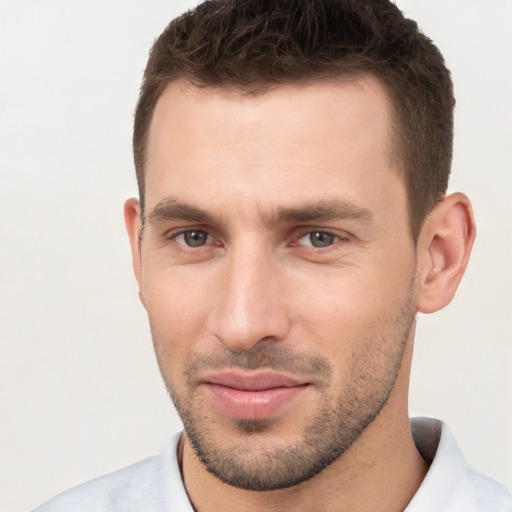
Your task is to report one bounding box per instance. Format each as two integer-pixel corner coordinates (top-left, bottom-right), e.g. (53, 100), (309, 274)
(124, 198), (144, 301)
(415, 192), (476, 314)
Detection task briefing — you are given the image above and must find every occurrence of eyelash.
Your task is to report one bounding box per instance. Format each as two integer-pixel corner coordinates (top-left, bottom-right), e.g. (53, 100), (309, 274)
(294, 230), (344, 249)
(165, 227), (349, 253)
(167, 228), (220, 250)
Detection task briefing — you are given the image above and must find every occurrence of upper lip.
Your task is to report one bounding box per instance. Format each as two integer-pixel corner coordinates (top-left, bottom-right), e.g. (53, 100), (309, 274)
(203, 370), (308, 391)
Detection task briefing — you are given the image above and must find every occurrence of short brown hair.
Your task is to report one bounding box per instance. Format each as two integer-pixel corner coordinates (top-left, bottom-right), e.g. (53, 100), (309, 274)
(133, 0), (454, 239)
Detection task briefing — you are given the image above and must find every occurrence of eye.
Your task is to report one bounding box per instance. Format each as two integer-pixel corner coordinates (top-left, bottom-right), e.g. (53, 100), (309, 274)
(297, 231), (340, 248)
(175, 230), (212, 248)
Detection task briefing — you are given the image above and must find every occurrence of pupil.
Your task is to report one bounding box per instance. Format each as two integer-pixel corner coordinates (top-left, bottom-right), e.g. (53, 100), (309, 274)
(311, 232), (334, 247)
(185, 231), (207, 247)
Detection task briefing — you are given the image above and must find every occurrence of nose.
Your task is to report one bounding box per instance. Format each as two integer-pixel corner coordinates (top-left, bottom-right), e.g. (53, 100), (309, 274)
(208, 244), (290, 351)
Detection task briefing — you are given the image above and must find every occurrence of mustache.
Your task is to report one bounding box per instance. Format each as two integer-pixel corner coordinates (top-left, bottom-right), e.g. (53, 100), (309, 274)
(184, 345), (332, 381)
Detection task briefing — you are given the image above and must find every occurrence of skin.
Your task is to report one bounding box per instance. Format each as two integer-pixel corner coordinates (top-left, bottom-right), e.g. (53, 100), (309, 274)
(125, 77), (475, 512)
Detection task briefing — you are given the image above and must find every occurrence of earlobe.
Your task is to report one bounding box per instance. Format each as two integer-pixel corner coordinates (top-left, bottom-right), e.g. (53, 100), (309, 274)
(124, 198), (144, 297)
(416, 193), (476, 314)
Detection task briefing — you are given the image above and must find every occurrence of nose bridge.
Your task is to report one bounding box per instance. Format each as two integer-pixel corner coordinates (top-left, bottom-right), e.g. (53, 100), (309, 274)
(210, 238), (288, 351)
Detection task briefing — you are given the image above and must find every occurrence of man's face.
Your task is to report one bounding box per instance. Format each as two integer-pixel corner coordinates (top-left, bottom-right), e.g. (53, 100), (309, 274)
(133, 78), (418, 490)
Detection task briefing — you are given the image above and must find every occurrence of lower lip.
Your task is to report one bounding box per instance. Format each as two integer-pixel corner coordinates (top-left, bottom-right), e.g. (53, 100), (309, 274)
(205, 383), (308, 420)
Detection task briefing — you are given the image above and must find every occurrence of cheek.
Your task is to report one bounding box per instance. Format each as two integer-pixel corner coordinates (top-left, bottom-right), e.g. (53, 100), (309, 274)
(291, 262), (414, 356)
(141, 266), (215, 361)
(292, 267), (394, 326)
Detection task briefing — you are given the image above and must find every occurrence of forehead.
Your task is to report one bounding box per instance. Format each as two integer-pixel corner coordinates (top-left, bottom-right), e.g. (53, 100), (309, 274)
(144, 77), (405, 223)
(147, 76), (396, 157)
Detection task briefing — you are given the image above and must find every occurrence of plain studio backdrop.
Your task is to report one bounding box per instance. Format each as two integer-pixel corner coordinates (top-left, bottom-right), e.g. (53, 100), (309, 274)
(1, 1), (511, 510)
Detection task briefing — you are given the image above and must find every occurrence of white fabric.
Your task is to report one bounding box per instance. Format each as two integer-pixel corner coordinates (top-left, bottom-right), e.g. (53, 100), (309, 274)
(33, 436), (192, 512)
(33, 417), (512, 512)
(406, 417), (512, 511)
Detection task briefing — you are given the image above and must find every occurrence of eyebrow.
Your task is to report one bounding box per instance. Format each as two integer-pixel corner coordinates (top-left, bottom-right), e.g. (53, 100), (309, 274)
(146, 197), (373, 228)
(273, 200), (373, 224)
(147, 198), (218, 226)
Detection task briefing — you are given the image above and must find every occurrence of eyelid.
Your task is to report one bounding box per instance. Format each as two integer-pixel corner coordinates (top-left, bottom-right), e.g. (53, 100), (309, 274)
(163, 226), (221, 248)
(161, 225), (350, 250)
(294, 227), (350, 240)
(162, 224), (209, 239)
(174, 230), (212, 247)
(289, 227), (352, 256)
(297, 231), (340, 246)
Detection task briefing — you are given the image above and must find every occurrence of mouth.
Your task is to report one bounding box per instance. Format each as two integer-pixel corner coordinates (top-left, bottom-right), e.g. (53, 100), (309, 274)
(202, 370), (310, 421)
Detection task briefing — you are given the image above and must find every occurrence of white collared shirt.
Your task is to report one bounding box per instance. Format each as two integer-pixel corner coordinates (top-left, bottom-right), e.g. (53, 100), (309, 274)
(33, 417), (512, 512)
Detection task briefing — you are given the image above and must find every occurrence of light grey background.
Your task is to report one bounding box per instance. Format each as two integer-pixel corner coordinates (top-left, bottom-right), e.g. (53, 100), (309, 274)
(1, 1), (511, 510)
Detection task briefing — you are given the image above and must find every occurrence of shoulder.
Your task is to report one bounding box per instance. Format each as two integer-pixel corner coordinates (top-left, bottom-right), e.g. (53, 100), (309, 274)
(32, 434), (192, 512)
(33, 454), (163, 512)
(408, 417), (512, 512)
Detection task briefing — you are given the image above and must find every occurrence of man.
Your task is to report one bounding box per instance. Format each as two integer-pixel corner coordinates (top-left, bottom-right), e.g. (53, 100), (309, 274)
(34, 0), (512, 510)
